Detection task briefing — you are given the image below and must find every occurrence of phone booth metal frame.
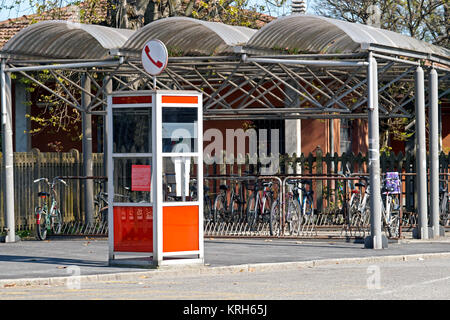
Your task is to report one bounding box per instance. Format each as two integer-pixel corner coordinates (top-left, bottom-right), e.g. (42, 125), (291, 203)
(107, 90), (204, 267)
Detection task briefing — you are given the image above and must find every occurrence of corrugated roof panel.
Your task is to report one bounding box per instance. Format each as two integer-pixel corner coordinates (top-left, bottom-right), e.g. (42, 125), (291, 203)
(121, 17), (257, 55)
(2, 20), (134, 59)
(246, 15), (450, 58)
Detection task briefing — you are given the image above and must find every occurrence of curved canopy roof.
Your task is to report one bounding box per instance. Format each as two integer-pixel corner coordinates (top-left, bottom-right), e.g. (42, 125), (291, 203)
(0, 15), (448, 64)
(120, 17), (257, 56)
(1, 20), (134, 60)
(245, 14), (450, 58)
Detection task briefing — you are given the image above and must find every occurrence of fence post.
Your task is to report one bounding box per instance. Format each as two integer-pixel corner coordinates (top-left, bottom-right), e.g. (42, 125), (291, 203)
(315, 146), (323, 213)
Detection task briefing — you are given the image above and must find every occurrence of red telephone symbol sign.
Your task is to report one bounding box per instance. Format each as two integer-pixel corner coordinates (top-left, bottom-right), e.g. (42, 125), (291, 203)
(141, 39), (168, 76)
(144, 45), (163, 68)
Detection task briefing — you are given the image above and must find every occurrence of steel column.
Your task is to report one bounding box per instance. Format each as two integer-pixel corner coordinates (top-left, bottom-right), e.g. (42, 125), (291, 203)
(414, 66), (429, 239)
(81, 73), (94, 225)
(103, 77), (112, 193)
(428, 68), (443, 238)
(365, 54), (386, 249)
(1, 59), (16, 242)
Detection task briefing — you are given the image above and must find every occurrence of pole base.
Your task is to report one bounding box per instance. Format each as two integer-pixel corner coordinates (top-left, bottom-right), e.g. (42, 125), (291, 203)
(364, 234), (388, 249)
(0, 233), (21, 243)
(428, 226), (446, 238)
(412, 226), (434, 239)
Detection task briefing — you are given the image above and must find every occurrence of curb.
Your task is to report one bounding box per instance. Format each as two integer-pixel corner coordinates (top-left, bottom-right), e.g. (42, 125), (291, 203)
(1, 252), (450, 288)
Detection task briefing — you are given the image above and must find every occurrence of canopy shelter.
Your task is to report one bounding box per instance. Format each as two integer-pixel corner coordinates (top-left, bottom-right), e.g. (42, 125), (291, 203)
(1, 15), (449, 247)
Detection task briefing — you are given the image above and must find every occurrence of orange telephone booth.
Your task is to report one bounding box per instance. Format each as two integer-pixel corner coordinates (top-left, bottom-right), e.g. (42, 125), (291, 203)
(107, 90), (204, 267)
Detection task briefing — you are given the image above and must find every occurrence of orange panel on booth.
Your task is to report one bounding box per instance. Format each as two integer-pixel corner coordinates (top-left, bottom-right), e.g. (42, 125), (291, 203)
(107, 90), (204, 267)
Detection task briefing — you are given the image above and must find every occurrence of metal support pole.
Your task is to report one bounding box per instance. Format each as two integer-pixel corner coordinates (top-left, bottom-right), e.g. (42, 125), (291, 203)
(1, 59), (17, 242)
(413, 66), (429, 239)
(428, 68), (443, 238)
(365, 53), (387, 249)
(103, 77), (112, 193)
(82, 73), (94, 225)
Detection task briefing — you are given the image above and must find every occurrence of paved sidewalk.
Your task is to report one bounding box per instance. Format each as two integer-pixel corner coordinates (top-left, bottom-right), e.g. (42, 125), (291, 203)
(0, 236), (449, 286)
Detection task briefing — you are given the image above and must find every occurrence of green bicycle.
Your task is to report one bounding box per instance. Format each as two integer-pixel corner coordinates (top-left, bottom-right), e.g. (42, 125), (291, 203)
(34, 177), (67, 240)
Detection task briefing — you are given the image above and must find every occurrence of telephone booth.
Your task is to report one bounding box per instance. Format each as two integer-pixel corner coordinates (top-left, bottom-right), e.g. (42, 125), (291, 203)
(107, 90), (203, 267)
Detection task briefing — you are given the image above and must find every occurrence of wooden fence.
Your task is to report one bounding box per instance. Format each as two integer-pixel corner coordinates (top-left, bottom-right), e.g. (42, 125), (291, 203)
(1, 148), (449, 232)
(0, 149), (104, 231)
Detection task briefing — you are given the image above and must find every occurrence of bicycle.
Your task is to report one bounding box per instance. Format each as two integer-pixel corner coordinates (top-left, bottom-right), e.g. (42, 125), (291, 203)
(94, 180), (109, 224)
(190, 179), (213, 223)
(34, 177), (67, 240)
(335, 164), (354, 225)
(439, 179), (449, 226)
(348, 176), (370, 227)
(381, 172), (401, 238)
(246, 180), (274, 231)
(269, 179), (300, 236)
(213, 176), (245, 223)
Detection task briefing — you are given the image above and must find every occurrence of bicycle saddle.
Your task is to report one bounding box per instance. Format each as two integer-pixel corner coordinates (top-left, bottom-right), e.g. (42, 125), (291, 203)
(299, 179), (312, 185)
(355, 182), (366, 187)
(219, 184), (229, 190)
(38, 192), (50, 197)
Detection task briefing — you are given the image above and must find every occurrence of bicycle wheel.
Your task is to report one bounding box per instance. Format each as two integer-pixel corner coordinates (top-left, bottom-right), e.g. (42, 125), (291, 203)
(51, 208), (63, 235)
(261, 195), (273, 225)
(269, 200), (280, 236)
(213, 194), (226, 223)
(302, 195), (314, 223)
(349, 193), (360, 225)
(203, 196), (213, 222)
(246, 194), (257, 230)
(230, 196), (242, 223)
(99, 207), (109, 224)
(35, 207), (48, 241)
(440, 194), (449, 226)
(287, 199), (301, 235)
(388, 214), (400, 238)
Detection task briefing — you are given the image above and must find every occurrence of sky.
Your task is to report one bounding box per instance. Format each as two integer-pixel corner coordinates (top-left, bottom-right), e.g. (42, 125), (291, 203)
(0, 0), (316, 22)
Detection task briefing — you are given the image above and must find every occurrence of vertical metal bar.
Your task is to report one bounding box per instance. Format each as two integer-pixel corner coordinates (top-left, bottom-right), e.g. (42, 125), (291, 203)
(414, 66), (428, 239)
(82, 73), (94, 225)
(1, 59), (16, 242)
(365, 53), (384, 249)
(154, 91), (163, 266)
(103, 77), (112, 193)
(429, 68), (441, 238)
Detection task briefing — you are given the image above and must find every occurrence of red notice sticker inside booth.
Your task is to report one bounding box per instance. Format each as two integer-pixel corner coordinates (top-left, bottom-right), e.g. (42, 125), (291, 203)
(131, 165), (151, 191)
(113, 206), (153, 252)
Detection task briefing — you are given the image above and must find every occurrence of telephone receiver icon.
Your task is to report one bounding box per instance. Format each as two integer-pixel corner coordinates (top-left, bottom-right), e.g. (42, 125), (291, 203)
(144, 45), (163, 68)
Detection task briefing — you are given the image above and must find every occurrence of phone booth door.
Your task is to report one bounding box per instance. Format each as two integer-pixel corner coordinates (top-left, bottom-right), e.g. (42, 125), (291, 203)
(154, 91), (204, 266)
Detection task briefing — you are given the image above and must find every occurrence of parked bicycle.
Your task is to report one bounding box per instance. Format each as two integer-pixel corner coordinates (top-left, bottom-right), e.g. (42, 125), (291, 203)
(94, 180), (109, 224)
(348, 176), (370, 227)
(213, 176), (246, 223)
(381, 172), (401, 238)
(34, 177), (67, 240)
(246, 180), (274, 231)
(190, 179), (213, 222)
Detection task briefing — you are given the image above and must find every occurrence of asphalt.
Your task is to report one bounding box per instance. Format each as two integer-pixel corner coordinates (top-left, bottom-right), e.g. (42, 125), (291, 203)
(0, 235), (450, 287)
